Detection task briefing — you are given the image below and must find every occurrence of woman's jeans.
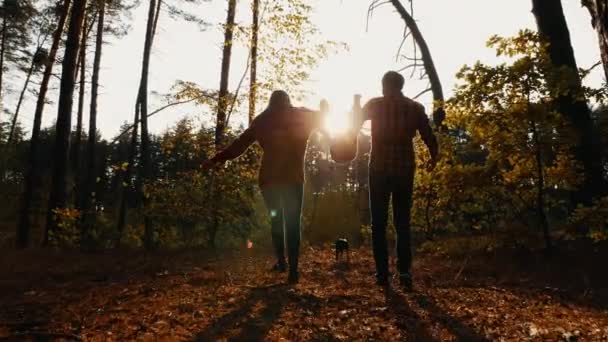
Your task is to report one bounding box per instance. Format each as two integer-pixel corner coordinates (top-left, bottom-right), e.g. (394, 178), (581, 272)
(261, 184), (304, 274)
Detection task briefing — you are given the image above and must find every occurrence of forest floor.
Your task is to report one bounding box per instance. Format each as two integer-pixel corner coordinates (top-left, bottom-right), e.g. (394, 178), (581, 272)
(0, 239), (607, 341)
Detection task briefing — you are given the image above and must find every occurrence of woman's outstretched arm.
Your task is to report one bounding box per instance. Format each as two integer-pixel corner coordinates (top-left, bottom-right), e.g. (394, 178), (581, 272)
(202, 126), (257, 169)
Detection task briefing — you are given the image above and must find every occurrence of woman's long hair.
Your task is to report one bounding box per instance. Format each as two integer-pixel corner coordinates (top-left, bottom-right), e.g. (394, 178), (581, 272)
(266, 90), (292, 114)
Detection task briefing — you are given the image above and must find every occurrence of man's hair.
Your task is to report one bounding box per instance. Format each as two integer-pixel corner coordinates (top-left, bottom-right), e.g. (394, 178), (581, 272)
(267, 90), (292, 112)
(382, 71), (405, 90)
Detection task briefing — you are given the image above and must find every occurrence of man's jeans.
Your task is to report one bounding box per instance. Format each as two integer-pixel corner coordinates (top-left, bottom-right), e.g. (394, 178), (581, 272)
(261, 184), (304, 274)
(369, 170), (415, 278)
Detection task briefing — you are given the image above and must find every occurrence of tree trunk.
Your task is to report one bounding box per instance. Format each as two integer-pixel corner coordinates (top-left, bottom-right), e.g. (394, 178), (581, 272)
(532, 0), (606, 205)
(0, 18), (6, 114)
(7, 55), (37, 144)
(116, 0), (160, 244)
(388, 0), (446, 128)
(216, 0), (237, 146)
(248, 0), (259, 126)
(72, 13), (87, 198)
(209, 0), (237, 249)
(81, 0), (104, 241)
(17, 0), (71, 248)
(117, 102), (139, 241)
(138, 0), (160, 250)
(583, 0), (608, 82)
(44, 0), (87, 245)
(531, 120), (552, 251)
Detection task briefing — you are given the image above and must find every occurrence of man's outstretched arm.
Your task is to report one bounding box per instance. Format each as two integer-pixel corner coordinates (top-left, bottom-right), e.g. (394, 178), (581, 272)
(417, 108), (439, 164)
(355, 96), (375, 132)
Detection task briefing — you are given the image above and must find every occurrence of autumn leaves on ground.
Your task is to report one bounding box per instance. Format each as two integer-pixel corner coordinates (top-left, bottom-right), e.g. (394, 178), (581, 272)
(1, 241), (607, 341)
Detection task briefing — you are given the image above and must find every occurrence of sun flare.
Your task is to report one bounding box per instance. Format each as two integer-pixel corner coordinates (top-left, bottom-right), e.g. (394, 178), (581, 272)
(324, 111), (351, 137)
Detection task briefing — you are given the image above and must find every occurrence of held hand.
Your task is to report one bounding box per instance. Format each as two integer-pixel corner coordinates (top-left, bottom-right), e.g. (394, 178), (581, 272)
(320, 99), (330, 115)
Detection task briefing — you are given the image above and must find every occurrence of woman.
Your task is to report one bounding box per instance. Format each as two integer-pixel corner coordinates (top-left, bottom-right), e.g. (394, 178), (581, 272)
(202, 91), (326, 284)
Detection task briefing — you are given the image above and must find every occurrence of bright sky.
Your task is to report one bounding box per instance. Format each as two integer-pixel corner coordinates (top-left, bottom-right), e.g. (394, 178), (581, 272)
(5, 0), (605, 139)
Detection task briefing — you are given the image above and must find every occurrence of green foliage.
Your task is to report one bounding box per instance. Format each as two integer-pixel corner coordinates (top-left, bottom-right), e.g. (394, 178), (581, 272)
(48, 208), (81, 248)
(141, 119), (263, 248)
(570, 196), (608, 242)
(410, 30), (607, 243)
(244, 0), (347, 103)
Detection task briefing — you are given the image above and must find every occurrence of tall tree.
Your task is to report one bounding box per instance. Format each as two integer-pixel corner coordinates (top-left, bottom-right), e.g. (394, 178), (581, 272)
(0, 15), (6, 111)
(115, 0), (199, 244)
(17, 0), (72, 248)
(72, 12), (88, 192)
(248, 0), (259, 126)
(117, 99), (139, 240)
(44, 0), (87, 244)
(583, 0), (608, 82)
(7, 44), (46, 144)
(215, 0), (236, 146)
(0, 0), (36, 116)
(532, 0), (606, 205)
(135, 0), (160, 249)
(81, 0), (105, 240)
(387, 0), (446, 128)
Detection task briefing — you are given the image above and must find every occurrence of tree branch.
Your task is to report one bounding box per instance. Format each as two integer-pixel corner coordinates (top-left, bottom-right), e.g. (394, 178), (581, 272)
(366, 0), (391, 32)
(413, 86), (432, 100)
(110, 94), (215, 145)
(581, 60), (602, 79)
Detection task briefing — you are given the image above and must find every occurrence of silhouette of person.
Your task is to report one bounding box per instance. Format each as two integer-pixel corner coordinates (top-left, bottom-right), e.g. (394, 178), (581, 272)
(202, 90), (328, 284)
(356, 71), (438, 289)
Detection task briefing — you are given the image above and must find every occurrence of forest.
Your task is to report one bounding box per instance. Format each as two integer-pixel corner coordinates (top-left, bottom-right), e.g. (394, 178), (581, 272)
(0, 0), (607, 340)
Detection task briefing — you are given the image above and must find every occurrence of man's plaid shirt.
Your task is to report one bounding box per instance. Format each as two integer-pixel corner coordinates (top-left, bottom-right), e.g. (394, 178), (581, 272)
(361, 93), (438, 176)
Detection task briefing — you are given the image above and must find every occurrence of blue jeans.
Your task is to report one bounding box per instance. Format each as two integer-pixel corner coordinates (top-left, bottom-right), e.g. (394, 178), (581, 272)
(369, 170), (415, 278)
(261, 184), (304, 274)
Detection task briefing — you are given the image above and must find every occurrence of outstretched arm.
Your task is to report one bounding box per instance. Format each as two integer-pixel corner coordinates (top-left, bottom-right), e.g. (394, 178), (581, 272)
(298, 100), (330, 137)
(202, 127), (256, 169)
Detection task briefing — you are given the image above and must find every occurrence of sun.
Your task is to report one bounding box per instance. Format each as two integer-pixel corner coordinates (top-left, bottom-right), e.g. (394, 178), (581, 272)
(323, 110), (352, 138)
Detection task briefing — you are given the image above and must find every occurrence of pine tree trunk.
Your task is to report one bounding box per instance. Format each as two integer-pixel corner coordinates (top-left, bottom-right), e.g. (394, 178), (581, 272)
(248, 0), (259, 126)
(216, 0), (237, 146)
(7, 55), (37, 144)
(44, 0), (87, 245)
(583, 0), (608, 82)
(531, 119), (552, 251)
(116, 0), (161, 242)
(81, 1), (104, 241)
(0, 18), (6, 114)
(73, 14), (87, 201)
(117, 102), (139, 241)
(138, 0), (160, 250)
(532, 0), (606, 205)
(17, 0), (72, 248)
(388, 0), (446, 128)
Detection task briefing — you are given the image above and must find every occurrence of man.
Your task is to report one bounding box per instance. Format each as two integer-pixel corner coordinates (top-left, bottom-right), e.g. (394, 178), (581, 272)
(202, 91), (327, 284)
(357, 71), (439, 289)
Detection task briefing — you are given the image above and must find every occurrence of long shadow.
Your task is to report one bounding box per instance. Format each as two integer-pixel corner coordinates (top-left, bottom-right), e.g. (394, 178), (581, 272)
(411, 292), (489, 342)
(383, 287), (439, 342)
(192, 284), (286, 342)
(385, 286), (491, 341)
(193, 284), (329, 341)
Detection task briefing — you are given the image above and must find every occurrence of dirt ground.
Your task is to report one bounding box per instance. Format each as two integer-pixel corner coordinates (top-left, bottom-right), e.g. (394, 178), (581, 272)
(0, 242), (607, 341)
